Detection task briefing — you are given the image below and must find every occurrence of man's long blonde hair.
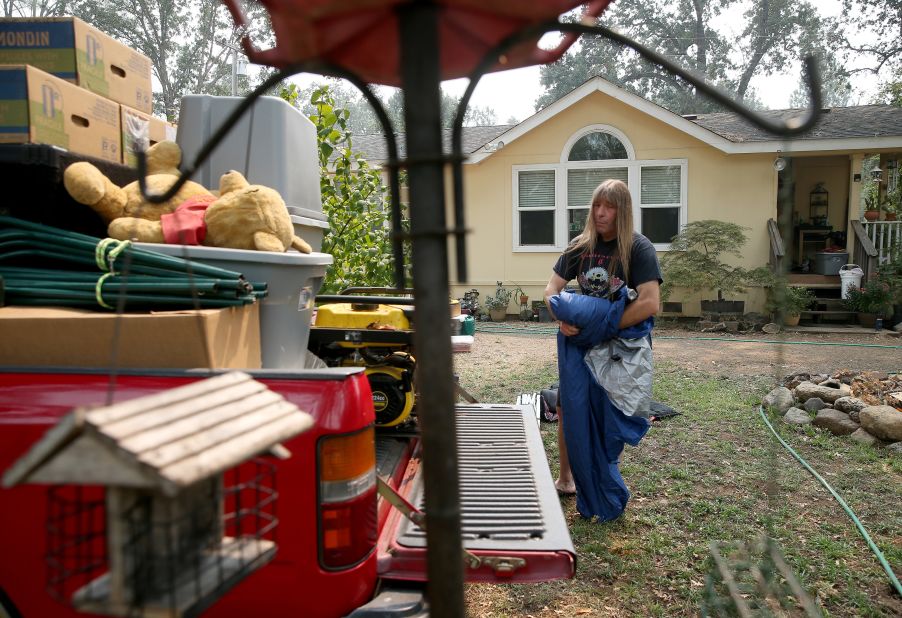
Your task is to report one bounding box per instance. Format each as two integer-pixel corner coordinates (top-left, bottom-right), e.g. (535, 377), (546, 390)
(569, 179), (635, 283)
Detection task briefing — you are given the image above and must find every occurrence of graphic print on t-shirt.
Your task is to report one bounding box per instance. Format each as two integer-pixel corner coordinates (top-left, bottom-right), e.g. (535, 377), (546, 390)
(577, 253), (623, 298)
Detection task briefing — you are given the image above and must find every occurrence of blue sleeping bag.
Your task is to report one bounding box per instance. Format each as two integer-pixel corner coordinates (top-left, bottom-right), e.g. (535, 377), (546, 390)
(549, 291), (653, 521)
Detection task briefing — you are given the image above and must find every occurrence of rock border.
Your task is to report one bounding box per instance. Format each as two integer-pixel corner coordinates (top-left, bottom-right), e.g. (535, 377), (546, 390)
(762, 371), (902, 451)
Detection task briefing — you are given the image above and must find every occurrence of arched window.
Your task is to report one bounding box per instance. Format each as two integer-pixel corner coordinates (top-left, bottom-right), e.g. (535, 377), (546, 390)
(513, 125), (685, 251)
(568, 131), (629, 161)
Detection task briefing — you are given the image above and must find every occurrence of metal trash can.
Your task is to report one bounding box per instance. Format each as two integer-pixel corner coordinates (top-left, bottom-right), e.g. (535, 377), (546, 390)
(839, 264), (864, 299)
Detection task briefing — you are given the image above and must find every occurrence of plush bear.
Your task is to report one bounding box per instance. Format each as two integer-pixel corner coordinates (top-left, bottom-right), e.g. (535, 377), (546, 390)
(63, 141), (312, 253)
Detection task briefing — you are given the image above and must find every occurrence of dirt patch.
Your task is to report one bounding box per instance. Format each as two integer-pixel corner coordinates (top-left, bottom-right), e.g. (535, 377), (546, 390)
(464, 322), (901, 379)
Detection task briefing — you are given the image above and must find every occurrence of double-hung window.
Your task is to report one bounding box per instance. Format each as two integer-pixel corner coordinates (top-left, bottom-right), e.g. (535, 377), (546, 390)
(515, 169), (556, 246)
(639, 163), (686, 247)
(512, 125), (687, 252)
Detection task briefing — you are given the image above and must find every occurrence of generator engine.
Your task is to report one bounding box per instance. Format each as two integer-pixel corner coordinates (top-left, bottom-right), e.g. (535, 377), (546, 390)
(311, 302), (416, 428)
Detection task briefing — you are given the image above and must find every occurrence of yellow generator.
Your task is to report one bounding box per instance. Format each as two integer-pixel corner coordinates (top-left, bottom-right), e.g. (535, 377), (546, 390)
(310, 297), (417, 428)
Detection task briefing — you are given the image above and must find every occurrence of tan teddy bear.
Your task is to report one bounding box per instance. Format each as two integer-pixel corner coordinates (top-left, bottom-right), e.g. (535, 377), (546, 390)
(63, 141), (312, 253)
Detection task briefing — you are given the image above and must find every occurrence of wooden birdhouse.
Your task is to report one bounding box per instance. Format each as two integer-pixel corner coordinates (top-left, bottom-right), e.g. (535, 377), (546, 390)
(2, 371), (313, 617)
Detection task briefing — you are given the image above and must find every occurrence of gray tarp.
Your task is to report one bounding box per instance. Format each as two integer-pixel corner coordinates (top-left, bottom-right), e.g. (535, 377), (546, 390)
(584, 337), (653, 418)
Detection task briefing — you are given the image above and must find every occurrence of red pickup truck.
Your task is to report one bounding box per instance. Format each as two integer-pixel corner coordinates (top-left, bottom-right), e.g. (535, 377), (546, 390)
(0, 364), (574, 617)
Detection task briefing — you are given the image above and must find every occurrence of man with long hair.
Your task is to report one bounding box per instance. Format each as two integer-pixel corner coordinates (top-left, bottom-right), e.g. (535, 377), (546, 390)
(544, 179), (662, 520)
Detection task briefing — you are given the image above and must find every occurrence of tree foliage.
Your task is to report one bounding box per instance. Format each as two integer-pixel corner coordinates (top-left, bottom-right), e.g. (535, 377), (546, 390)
(69, 0), (271, 120)
(1, 0), (71, 17)
(537, 0), (847, 114)
(294, 84), (410, 293)
(842, 0), (902, 105)
(660, 220), (772, 301)
(287, 80), (499, 134)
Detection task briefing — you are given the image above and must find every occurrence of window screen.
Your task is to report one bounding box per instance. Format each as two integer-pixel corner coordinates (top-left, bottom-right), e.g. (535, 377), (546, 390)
(567, 168), (628, 209)
(518, 170), (555, 209)
(641, 166), (681, 204)
(520, 210), (555, 245)
(641, 207), (680, 244)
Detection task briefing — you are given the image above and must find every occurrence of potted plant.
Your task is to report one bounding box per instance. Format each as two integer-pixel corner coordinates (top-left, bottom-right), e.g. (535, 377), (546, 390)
(883, 183), (901, 221)
(484, 281), (513, 322)
(660, 220), (772, 316)
(844, 283), (893, 327)
(874, 247), (902, 326)
(861, 185), (881, 222)
(766, 284), (815, 327)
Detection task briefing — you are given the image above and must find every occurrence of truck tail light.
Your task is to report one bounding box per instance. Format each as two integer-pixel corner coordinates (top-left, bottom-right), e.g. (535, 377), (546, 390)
(317, 426), (377, 570)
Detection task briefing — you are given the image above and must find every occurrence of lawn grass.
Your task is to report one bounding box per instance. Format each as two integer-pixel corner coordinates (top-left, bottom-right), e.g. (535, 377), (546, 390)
(462, 356), (902, 617)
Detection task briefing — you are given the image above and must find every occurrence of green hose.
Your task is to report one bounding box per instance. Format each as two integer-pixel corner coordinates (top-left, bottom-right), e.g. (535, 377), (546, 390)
(758, 405), (902, 598)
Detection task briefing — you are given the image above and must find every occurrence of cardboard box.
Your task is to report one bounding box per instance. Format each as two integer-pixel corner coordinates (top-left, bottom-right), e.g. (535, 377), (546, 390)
(0, 17), (152, 112)
(0, 64), (121, 162)
(0, 303), (261, 369)
(120, 104), (177, 166)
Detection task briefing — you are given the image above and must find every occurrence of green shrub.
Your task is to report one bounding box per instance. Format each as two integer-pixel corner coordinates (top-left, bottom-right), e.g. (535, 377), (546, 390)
(767, 285), (815, 317)
(844, 283), (893, 315)
(660, 220), (772, 302)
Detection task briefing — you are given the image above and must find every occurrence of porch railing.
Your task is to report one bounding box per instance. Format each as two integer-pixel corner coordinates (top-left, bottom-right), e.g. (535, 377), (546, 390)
(850, 220), (879, 282)
(862, 221), (902, 265)
(766, 218), (785, 275)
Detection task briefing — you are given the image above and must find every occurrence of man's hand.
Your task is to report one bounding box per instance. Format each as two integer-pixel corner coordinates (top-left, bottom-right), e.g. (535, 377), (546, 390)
(560, 321), (581, 337)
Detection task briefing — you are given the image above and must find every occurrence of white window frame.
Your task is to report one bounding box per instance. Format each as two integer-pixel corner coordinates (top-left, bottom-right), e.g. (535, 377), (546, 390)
(511, 125), (687, 252)
(637, 160), (688, 251)
(512, 164), (559, 251)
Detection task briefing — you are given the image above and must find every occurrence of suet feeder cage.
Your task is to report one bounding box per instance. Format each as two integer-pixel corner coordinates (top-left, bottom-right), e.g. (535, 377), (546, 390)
(2, 371), (313, 617)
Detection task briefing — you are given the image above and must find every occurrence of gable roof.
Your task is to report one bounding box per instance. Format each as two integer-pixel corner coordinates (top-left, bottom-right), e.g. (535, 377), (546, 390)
(351, 77), (902, 164)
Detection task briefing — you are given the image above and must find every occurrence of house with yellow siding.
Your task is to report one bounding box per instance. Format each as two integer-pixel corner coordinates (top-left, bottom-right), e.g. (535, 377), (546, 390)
(354, 77), (902, 317)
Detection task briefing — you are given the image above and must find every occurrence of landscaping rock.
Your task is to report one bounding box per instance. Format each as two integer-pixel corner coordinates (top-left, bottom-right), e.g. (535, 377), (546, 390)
(803, 397), (828, 413)
(859, 406), (902, 442)
(793, 381), (851, 404)
(887, 442), (902, 454)
(783, 407), (812, 425)
(833, 396), (867, 422)
(761, 322), (781, 335)
(812, 409), (859, 436)
(763, 387), (794, 414)
(811, 374), (830, 385)
(849, 428), (881, 446)
(783, 372), (810, 390)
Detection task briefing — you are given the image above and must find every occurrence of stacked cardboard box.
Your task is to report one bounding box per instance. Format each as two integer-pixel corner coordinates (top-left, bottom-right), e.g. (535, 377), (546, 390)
(0, 17), (175, 165)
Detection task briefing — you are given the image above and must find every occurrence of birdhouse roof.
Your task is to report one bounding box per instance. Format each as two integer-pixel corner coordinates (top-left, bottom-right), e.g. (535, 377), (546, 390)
(2, 372), (313, 496)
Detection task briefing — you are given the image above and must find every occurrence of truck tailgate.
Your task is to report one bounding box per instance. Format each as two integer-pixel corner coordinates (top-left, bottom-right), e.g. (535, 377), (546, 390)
(378, 403), (575, 583)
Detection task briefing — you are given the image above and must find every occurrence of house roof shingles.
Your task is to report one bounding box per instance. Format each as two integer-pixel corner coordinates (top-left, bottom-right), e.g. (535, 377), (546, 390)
(687, 105), (902, 143)
(349, 100), (902, 163)
(349, 124), (514, 163)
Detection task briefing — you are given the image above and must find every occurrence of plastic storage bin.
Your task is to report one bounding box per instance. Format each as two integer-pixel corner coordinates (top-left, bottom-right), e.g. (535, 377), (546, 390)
(135, 243), (332, 369)
(288, 206), (329, 253)
(176, 95), (322, 216)
(813, 251), (848, 275)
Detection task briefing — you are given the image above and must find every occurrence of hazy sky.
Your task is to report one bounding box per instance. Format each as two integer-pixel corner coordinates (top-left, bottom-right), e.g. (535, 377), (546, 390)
(439, 0), (878, 124)
(289, 0), (880, 125)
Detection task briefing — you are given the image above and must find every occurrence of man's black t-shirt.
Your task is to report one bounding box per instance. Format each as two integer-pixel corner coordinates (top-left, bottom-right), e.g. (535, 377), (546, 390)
(553, 232), (662, 298)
